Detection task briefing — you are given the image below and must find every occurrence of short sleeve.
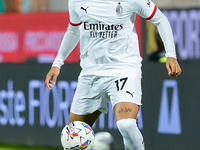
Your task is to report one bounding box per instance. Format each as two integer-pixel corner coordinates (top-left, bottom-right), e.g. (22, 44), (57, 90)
(68, 0), (82, 25)
(132, 0), (157, 20)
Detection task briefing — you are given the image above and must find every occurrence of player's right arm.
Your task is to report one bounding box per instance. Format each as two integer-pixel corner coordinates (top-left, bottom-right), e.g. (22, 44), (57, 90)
(45, 0), (82, 90)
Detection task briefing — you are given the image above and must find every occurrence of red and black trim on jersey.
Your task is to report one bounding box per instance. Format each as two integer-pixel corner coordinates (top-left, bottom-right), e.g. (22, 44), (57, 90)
(145, 5), (157, 20)
(70, 21), (82, 26)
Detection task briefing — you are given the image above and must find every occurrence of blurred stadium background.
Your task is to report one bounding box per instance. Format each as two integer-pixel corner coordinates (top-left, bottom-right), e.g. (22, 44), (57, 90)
(0, 0), (200, 150)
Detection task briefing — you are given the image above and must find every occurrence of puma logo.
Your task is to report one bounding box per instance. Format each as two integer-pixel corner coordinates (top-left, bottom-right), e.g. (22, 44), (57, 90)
(81, 6), (89, 13)
(126, 91), (134, 97)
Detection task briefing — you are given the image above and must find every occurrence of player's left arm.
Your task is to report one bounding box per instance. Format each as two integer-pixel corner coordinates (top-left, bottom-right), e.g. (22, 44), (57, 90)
(147, 8), (182, 76)
(165, 57), (181, 76)
(132, 0), (182, 76)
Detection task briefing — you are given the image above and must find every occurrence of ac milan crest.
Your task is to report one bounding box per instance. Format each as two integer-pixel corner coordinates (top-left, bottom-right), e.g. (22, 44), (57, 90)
(116, 2), (123, 16)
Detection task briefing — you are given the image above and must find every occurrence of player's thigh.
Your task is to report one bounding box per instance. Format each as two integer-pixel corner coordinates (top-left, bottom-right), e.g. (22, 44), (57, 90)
(69, 110), (101, 127)
(113, 102), (140, 122)
(107, 68), (142, 121)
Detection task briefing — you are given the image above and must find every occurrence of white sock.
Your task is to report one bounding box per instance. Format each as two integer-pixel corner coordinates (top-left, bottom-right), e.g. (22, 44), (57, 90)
(116, 118), (145, 150)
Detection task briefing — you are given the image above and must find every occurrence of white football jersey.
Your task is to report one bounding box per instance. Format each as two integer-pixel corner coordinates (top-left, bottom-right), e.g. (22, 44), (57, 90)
(69, 0), (157, 76)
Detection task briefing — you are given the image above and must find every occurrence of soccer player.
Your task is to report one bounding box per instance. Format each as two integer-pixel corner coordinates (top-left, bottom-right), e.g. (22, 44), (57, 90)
(45, 0), (182, 149)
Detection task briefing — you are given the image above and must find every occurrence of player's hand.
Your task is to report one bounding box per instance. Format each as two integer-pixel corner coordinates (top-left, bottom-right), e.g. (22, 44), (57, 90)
(166, 57), (182, 76)
(45, 67), (60, 90)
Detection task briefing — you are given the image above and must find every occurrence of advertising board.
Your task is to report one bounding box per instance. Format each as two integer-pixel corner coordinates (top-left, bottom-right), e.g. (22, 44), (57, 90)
(0, 12), (80, 63)
(163, 9), (200, 60)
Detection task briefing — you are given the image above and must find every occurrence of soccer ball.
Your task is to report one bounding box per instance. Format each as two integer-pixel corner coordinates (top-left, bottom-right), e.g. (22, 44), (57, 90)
(61, 121), (94, 150)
